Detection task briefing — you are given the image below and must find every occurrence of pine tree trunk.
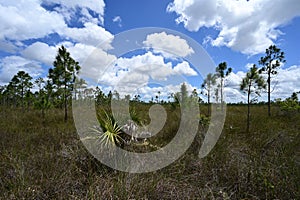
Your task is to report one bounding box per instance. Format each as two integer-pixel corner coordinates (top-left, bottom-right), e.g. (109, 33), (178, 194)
(21, 87), (24, 110)
(64, 84), (68, 122)
(247, 85), (251, 133)
(221, 78), (224, 111)
(268, 70), (271, 117)
(208, 88), (210, 116)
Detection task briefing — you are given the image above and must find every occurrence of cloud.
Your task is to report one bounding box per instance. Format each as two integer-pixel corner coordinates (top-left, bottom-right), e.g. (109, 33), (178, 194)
(273, 65), (300, 98)
(143, 32), (194, 58)
(104, 63), (300, 103)
(0, 0), (115, 85)
(22, 42), (57, 66)
(0, 0), (112, 50)
(86, 52), (200, 97)
(0, 40), (18, 53)
(78, 45), (117, 82)
(0, 56), (43, 84)
(0, 0), (66, 41)
(42, 0), (105, 24)
(113, 16), (122, 27)
(224, 71), (246, 103)
(167, 0), (300, 55)
(21, 41), (117, 83)
(45, 42), (117, 82)
(114, 52), (174, 82)
(114, 52), (198, 81)
(173, 61), (197, 76)
(61, 22), (114, 49)
(80, 7), (100, 25)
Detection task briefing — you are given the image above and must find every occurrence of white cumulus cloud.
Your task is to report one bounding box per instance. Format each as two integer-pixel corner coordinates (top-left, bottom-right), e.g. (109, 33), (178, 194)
(173, 61), (197, 76)
(143, 32), (194, 58)
(90, 52), (200, 97)
(22, 42), (57, 66)
(61, 22), (114, 49)
(0, 0), (66, 41)
(0, 0), (115, 85)
(167, 0), (300, 55)
(0, 56), (43, 84)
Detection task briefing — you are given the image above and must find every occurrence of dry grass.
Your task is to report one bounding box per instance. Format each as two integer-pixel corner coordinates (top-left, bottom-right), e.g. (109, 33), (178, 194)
(0, 104), (299, 199)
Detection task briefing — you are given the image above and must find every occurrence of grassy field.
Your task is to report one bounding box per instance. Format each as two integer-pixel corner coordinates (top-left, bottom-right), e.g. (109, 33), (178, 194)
(0, 104), (299, 199)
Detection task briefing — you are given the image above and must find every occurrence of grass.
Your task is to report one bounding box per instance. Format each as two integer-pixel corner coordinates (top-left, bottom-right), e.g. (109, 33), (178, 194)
(0, 104), (299, 199)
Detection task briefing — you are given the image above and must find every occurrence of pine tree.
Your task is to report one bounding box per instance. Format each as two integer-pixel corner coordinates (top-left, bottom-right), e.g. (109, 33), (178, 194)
(259, 45), (285, 116)
(48, 45), (81, 122)
(240, 65), (266, 132)
(215, 62), (232, 110)
(201, 73), (217, 115)
(7, 71), (33, 108)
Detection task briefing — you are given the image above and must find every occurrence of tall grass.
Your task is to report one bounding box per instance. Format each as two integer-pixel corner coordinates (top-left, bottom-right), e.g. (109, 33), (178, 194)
(0, 104), (299, 199)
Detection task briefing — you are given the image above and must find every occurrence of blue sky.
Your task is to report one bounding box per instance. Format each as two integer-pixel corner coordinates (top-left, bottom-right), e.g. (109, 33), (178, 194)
(0, 0), (300, 102)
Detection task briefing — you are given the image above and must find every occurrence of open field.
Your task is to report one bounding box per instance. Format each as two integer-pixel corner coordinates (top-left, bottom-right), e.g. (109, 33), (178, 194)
(0, 104), (299, 199)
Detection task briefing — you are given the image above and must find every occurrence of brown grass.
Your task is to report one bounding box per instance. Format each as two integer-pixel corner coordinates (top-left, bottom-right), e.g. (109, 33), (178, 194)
(0, 104), (299, 199)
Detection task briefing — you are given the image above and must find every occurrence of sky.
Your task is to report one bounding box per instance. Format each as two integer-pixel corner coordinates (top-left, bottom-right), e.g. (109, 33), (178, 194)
(0, 0), (300, 103)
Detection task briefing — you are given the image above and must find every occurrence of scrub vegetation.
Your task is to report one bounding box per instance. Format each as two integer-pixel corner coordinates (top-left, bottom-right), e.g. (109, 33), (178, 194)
(0, 45), (299, 199)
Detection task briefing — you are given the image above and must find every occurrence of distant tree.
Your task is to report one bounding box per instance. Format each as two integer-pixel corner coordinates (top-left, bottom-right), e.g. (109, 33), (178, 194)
(107, 91), (113, 101)
(173, 83), (189, 107)
(83, 88), (95, 101)
(44, 80), (55, 105)
(124, 94), (131, 102)
(180, 82), (188, 104)
(171, 92), (180, 104)
(214, 85), (220, 104)
(33, 77), (52, 118)
(240, 65), (266, 132)
(155, 95), (159, 103)
(259, 45), (285, 116)
(7, 71), (33, 108)
(215, 62), (232, 110)
(35, 77), (44, 91)
(113, 90), (120, 100)
(133, 94), (141, 102)
(291, 92), (298, 102)
(191, 88), (202, 103)
(277, 92), (300, 112)
(48, 45), (81, 122)
(0, 85), (6, 105)
(74, 78), (87, 100)
(149, 96), (154, 103)
(95, 86), (106, 104)
(191, 88), (198, 98)
(201, 73), (217, 115)
(157, 91), (161, 103)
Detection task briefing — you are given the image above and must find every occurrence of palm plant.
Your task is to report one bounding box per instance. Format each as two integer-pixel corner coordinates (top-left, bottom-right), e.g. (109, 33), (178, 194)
(90, 111), (123, 146)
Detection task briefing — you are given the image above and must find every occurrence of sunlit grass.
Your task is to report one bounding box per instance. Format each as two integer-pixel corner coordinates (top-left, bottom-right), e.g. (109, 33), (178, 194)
(0, 104), (299, 199)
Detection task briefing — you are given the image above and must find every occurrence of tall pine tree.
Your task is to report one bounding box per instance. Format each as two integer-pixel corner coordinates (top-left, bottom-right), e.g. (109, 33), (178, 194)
(240, 65), (266, 132)
(215, 62), (232, 110)
(49, 45), (81, 122)
(259, 45), (285, 116)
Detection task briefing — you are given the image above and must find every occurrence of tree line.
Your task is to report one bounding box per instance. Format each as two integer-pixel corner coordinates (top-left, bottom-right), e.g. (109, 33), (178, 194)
(0, 45), (299, 129)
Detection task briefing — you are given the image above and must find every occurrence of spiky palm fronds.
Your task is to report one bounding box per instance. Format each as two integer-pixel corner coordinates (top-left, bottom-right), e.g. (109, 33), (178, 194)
(91, 111), (123, 146)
